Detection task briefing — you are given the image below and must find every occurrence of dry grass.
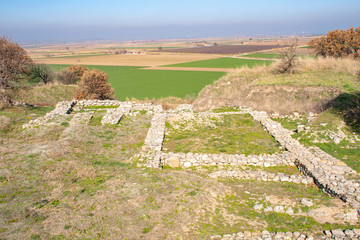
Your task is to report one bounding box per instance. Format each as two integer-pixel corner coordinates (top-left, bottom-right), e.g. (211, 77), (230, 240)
(294, 57), (360, 75)
(15, 83), (76, 106)
(194, 57), (359, 114)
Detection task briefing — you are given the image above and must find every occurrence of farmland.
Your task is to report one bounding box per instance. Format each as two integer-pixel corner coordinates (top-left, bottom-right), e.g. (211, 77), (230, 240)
(156, 44), (284, 54)
(37, 53), (217, 67)
(240, 53), (282, 59)
(163, 57), (274, 68)
(50, 65), (225, 100)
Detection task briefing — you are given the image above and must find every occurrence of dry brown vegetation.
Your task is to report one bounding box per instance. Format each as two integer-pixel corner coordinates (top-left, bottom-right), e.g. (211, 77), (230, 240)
(194, 57), (360, 114)
(309, 27), (360, 58)
(75, 69), (114, 100)
(0, 36), (33, 105)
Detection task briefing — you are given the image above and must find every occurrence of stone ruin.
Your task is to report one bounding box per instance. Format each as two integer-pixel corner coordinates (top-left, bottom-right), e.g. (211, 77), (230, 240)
(22, 100), (360, 238)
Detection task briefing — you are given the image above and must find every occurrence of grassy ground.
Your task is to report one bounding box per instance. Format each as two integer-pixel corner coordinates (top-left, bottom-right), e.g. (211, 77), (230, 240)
(194, 58), (360, 114)
(163, 57), (274, 68)
(50, 64), (225, 100)
(272, 109), (360, 173)
(1, 106), (359, 239)
(14, 84), (76, 106)
(164, 114), (282, 155)
(254, 71), (358, 92)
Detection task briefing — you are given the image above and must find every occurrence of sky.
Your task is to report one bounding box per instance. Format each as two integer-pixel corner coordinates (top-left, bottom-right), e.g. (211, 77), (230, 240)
(1, 0), (359, 42)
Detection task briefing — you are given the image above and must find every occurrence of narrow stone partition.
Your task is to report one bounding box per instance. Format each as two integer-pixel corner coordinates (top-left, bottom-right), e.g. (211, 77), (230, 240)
(246, 108), (360, 209)
(161, 151), (296, 168)
(23, 100), (76, 128)
(140, 113), (167, 168)
(209, 170), (313, 184)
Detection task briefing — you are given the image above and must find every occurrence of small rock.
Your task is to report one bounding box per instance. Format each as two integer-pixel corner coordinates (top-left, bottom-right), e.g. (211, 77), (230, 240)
(300, 198), (313, 207)
(344, 229), (355, 238)
(344, 210), (358, 222)
(253, 204), (263, 210)
(286, 207), (294, 215)
(297, 124), (305, 133)
(331, 229), (345, 238)
(274, 205), (285, 213)
(183, 162), (192, 168)
(264, 206), (273, 212)
(167, 157), (180, 168)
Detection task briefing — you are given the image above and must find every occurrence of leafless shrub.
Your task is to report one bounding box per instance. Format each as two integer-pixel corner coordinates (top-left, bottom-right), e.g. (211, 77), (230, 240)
(273, 38), (298, 74)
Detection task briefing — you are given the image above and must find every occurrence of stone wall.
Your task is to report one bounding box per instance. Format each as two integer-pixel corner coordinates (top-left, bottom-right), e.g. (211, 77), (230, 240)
(217, 229), (360, 240)
(209, 170), (313, 185)
(23, 100), (76, 128)
(246, 108), (360, 209)
(161, 151), (295, 168)
(140, 113), (167, 168)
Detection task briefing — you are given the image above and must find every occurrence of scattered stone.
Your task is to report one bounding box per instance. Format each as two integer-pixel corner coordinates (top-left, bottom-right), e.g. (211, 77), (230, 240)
(331, 229), (345, 238)
(274, 205), (285, 213)
(300, 198), (313, 207)
(253, 204), (263, 210)
(264, 206), (273, 212)
(285, 207), (294, 215)
(297, 124), (305, 133)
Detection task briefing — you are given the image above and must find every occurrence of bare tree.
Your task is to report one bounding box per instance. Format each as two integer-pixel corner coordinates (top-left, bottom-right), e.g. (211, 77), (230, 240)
(0, 36), (33, 104)
(275, 38), (298, 74)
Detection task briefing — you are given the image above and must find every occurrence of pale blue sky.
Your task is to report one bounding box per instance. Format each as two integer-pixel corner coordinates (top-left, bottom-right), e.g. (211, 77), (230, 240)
(1, 0), (359, 42)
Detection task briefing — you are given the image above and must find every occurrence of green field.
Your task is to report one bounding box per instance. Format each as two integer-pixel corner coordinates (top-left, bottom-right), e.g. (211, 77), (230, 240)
(50, 65), (225, 100)
(163, 57), (274, 68)
(240, 53), (281, 59)
(240, 53), (315, 59)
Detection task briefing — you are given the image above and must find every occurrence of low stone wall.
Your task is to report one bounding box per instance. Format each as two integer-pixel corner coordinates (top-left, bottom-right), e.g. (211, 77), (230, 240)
(217, 229), (360, 240)
(247, 108), (360, 209)
(161, 152), (295, 168)
(209, 170), (313, 185)
(74, 100), (163, 114)
(140, 113), (167, 168)
(23, 101), (76, 128)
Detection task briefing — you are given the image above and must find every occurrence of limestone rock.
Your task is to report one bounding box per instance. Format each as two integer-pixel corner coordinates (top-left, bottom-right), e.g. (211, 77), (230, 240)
(300, 198), (313, 207)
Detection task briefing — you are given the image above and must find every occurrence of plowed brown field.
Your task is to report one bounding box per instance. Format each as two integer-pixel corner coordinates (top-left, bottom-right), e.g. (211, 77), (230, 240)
(156, 44), (284, 54)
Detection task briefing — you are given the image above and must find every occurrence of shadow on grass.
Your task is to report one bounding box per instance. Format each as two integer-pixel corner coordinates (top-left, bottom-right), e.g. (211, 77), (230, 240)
(326, 91), (360, 133)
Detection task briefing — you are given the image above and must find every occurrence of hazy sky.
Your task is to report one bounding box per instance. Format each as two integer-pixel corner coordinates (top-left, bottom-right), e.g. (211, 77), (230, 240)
(1, 0), (359, 42)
